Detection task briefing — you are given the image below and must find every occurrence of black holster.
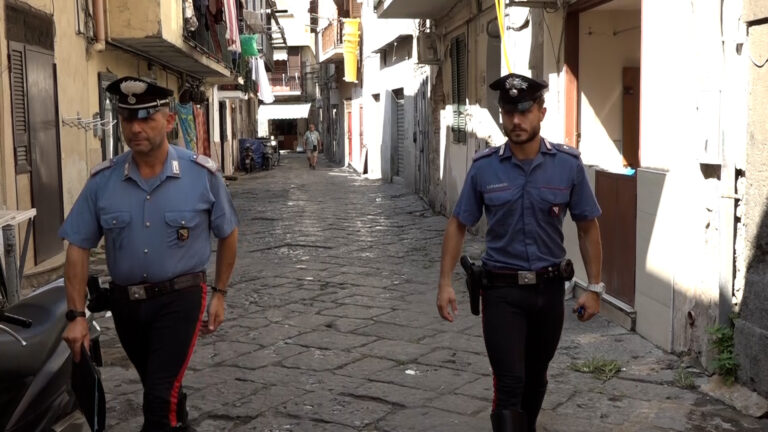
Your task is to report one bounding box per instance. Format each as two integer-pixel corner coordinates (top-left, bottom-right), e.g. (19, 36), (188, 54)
(460, 255), (483, 316)
(86, 275), (111, 313)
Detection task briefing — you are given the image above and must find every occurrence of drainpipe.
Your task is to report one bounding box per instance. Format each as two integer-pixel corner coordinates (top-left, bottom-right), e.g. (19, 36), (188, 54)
(92, 0), (106, 52)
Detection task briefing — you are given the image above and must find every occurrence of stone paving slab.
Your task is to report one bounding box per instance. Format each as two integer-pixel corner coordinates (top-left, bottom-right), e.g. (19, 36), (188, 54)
(96, 154), (768, 431)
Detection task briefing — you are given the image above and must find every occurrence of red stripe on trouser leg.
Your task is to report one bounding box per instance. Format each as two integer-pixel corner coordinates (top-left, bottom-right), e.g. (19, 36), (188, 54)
(168, 283), (207, 426)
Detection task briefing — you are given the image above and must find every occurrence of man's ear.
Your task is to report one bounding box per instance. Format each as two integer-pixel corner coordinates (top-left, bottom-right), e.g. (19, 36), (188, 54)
(165, 112), (177, 132)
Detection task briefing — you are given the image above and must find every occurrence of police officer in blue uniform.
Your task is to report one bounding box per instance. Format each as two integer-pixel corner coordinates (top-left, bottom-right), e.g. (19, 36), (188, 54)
(61, 76), (239, 432)
(436, 73), (605, 432)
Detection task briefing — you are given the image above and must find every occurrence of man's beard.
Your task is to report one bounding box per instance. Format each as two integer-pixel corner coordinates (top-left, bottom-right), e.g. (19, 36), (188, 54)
(506, 123), (540, 145)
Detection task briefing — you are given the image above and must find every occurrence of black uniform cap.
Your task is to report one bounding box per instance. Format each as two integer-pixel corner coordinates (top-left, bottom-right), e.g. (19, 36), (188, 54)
(106, 76), (174, 119)
(489, 73), (548, 113)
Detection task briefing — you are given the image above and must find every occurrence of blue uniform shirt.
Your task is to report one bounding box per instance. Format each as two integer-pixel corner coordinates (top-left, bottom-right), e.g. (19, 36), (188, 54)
(59, 145), (238, 285)
(453, 138), (601, 271)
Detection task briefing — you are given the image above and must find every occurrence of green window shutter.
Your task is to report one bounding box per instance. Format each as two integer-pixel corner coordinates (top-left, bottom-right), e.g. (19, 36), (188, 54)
(450, 34), (467, 143)
(456, 34), (467, 143)
(9, 42), (31, 173)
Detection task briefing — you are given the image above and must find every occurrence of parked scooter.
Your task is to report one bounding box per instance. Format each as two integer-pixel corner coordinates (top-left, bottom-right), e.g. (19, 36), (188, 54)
(0, 276), (104, 432)
(262, 139), (278, 171)
(243, 146), (255, 174)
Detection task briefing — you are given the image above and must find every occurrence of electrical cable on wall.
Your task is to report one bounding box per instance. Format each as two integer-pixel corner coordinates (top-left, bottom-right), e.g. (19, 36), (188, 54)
(495, 0), (513, 73)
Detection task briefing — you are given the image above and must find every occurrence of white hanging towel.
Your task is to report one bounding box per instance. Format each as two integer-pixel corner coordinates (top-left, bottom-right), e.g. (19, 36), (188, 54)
(257, 57), (275, 103)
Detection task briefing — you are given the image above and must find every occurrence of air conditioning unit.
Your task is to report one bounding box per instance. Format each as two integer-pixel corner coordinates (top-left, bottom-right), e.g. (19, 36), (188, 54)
(417, 33), (441, 65)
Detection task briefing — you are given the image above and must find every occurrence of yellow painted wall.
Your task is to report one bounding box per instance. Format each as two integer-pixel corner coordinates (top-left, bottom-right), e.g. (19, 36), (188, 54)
(106, 0), (162, 39)
(0, 0), (183, 269)
(160, 0), (184, 47)
(0, 4), (15, 211)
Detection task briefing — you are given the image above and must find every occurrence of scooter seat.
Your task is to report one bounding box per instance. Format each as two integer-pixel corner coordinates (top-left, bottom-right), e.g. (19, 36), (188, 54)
(0, 281), (68, 379)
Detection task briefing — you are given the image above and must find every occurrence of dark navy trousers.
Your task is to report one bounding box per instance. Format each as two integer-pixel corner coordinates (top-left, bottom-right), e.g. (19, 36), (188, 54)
(110, 284), (206, 431)
(481, 278), (564, 430)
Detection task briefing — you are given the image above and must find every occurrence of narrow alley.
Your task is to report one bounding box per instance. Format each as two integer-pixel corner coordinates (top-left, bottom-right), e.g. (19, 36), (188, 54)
(96, 154), (768, 432)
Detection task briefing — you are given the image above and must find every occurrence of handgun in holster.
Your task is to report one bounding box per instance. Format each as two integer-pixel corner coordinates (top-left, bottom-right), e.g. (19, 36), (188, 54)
(460, 255), (483, 316)
(86, 275), (111, 313)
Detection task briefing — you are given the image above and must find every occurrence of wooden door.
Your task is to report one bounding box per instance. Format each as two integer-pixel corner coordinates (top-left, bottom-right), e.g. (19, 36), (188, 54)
(10, 42), (64, 263)
(622, 67), (640, 168)
(595, 170), (637, 306)
(347, 109), (352, 163)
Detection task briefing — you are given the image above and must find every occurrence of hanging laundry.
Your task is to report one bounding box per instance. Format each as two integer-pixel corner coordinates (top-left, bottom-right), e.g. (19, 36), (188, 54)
(176, 103), (198, 153)
(193, 105), (210, 157)
(224, 0), (241, 52)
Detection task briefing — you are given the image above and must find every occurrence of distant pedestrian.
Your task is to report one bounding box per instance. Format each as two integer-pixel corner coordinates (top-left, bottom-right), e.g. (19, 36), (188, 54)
(304, 123), (322, 169)
(436, 73), (605, 432)
(60, 76), (239, 432)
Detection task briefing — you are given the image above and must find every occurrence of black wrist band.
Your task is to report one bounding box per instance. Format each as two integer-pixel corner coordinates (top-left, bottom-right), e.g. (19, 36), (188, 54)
(211, 286), (228, 296)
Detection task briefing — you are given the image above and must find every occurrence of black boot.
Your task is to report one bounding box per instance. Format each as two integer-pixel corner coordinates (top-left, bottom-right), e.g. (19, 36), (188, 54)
(491, 409), (527, 432)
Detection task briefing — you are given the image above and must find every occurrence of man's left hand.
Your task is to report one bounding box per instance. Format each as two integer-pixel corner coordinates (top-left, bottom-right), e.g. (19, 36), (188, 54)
(202, 292), (226, 334)
(573, 291), (600, 322)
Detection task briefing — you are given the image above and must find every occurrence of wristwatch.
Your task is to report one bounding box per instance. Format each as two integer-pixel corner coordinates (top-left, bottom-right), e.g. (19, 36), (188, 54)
(65, 309), (86, 322)
(586, 282), (606, 296)
(211, 286), (228, 297)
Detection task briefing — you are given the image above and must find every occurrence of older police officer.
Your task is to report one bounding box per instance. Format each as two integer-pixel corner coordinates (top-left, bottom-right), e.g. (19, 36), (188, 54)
(436, 73), (604, 432)
(60, 77), (238, 431)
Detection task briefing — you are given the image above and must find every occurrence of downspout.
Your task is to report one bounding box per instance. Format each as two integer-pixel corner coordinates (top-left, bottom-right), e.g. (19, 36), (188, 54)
(92, 0), (106, 52)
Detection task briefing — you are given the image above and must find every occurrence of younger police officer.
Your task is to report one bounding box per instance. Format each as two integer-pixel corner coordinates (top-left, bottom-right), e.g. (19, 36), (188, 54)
(436, 73), (605, 432)
(61, 77), (239, 431)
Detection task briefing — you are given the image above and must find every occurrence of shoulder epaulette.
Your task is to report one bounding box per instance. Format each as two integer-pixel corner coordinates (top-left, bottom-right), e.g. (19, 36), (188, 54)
(192, 154), (219, 173)
(553, 143), (581, 158)
(90, 159), (115, 177)
(473, 146), (498, 161)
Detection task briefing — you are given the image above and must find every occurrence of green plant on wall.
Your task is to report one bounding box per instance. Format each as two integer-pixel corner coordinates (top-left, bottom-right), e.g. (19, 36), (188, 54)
(708, 324), (739, 385)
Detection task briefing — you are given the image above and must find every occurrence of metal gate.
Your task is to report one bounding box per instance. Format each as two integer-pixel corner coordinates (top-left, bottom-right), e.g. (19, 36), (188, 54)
(415, 76), (430, 197)
(396, 99), (405, 177)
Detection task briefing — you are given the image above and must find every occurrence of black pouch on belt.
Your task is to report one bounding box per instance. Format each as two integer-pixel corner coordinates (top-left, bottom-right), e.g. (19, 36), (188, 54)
(460, 255), (482, 316)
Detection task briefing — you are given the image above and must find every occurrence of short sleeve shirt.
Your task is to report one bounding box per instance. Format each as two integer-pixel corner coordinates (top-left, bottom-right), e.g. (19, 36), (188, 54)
(304, 130), (320, 149)
(58, 145), (239, 285)
(452, 138), (601, 271)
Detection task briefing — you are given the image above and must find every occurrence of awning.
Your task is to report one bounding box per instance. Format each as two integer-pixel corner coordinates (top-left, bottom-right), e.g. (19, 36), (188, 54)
(258, 103), (311, 120)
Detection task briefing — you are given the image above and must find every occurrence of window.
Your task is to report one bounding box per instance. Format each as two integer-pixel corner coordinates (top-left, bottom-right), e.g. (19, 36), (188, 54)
(450, 34), (467, 143)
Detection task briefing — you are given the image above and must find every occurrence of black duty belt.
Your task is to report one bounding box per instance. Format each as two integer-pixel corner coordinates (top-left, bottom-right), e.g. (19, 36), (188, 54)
(484, 265), (564, 287)
(110, 272), (206, 301)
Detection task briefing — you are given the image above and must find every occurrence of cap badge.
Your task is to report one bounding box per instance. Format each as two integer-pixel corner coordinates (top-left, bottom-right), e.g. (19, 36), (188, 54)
(119, 80), (149, 105)
(505, 77), (528, 97)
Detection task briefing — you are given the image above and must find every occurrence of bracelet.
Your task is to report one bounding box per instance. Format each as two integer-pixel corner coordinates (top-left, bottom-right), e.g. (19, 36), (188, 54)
(211, 286), (228, 296)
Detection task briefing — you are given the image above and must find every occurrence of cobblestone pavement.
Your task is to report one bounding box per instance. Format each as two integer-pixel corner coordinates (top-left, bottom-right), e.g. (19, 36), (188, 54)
(97, 153), (768, 431)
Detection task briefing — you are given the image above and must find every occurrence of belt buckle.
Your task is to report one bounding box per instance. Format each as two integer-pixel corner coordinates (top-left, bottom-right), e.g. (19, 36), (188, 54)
(518, 271), (537, 285)
(128, 285), (147, 300)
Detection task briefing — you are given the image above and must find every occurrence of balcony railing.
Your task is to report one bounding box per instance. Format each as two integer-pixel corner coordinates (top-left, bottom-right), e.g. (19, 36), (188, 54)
(269, 75), (303, 93)
(321, 19), (344, 54)
(183, 0), (233, 68)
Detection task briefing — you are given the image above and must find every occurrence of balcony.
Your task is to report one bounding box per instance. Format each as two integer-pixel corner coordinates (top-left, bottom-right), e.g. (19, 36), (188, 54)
(319, 19), (344, 64)
(374, 0), (446, 18)
(107, 0), (232, 77)
(268, 74), (302, 95)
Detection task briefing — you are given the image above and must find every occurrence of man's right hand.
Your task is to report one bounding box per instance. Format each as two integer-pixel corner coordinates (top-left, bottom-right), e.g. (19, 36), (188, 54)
(62, 318), (90, 363)
(437, 285), (458, 322)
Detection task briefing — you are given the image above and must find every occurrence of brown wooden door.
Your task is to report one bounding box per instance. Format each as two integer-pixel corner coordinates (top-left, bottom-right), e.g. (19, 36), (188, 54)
(9, 43), (64, 264)
(622, 67), (640, 168)
(595, 170), (636, 307)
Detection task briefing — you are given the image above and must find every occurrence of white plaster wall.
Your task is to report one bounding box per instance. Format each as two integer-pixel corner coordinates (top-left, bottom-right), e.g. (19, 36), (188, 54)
(275, 0), (315, 50)
(578, 10), (641, 171)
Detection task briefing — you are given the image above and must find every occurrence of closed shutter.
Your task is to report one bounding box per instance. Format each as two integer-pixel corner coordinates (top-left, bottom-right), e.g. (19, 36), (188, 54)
(349, 0), (362, 18)
(396, 100), (405, 176)
(9, 42), (31, 173)
(450, 35), (467, 143)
